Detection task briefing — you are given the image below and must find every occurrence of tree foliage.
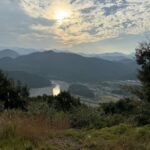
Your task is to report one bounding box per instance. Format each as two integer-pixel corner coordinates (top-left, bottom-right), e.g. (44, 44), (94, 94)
(136, 42), (150, 101)
(101, 98), (138, 115)
(48, 91), (81, 112)
(0, 70), (29, 110)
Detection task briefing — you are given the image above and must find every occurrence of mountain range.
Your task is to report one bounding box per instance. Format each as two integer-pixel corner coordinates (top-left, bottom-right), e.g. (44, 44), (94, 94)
(80, 52), (135, 61)
(0, 49), (19, 59)
(0, 47), (41, 55)
(0, 49), (138, 88)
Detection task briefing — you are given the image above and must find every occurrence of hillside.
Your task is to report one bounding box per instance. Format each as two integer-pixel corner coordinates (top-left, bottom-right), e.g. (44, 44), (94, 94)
(6, 71), (51, 88)
(0, 49), (19, 58)
(0, 51), (137, 83)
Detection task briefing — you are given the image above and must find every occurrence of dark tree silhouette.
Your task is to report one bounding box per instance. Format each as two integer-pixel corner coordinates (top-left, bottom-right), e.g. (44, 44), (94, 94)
(136, 42), (150, 102)
(0, 70), (29, 110)
(48, 91), (81, 112)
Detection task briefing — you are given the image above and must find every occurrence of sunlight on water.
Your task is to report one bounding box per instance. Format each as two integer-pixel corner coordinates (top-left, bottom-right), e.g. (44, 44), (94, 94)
(52, 85), (61, 96)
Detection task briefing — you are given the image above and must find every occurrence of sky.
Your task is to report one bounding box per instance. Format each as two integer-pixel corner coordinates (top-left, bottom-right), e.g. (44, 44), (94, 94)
(0, 0), (150, 54)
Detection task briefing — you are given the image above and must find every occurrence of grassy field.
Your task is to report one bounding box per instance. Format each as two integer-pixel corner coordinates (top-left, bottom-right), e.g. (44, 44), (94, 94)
(0, 110), (150, 150)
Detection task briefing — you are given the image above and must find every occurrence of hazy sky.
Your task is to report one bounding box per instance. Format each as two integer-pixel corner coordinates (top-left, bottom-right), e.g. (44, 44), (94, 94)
(0, 0), (150, 53)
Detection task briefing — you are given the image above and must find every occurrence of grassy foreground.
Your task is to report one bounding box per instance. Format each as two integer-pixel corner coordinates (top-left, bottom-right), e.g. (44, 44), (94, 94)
(0, 111), (150, 150)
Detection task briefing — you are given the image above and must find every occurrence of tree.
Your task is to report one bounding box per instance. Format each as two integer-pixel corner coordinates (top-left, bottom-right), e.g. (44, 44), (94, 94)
(48, 91), (81, 112)
(101, 98), (140, 116)
(136, 42), (150, 101)
(0, 70), (29, 110)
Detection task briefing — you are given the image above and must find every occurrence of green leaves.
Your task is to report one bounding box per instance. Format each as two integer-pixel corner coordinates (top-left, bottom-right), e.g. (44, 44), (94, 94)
(136, 42), (150, 102)
(0, 70), (29, 110)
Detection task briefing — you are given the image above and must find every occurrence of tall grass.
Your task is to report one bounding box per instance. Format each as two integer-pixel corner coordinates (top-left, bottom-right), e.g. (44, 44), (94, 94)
(0, 110), (150, 150)
(0, 110), (70, 144)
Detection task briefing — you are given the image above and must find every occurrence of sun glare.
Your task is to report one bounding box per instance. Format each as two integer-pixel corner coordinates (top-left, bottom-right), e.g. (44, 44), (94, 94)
(55, 10), (70, 20)
(52, 85), (61, 96)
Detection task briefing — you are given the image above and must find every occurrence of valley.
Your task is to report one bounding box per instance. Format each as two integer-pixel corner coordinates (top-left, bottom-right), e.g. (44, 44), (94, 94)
(30, 79), (140, 105)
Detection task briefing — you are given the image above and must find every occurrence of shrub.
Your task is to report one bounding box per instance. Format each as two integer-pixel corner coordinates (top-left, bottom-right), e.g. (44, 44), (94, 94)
(69, 106), (103, 129)
(100, 98), (141, 116)
(48, 91), (81, 112)
(133, 102), (150, 126)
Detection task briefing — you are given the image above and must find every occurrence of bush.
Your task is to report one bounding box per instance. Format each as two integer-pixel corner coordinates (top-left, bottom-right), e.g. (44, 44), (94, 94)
(48, 91), (81, 112)
(104, 114), (126, 127)
(100, 98), (141, 116)
(69, 106), (104, 129)
(133, 102), (150, 126)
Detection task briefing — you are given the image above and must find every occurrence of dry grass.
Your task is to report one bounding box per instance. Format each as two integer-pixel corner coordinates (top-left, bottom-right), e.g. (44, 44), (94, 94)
(0, 111), (150, 150)
(0, 110), (70, 144)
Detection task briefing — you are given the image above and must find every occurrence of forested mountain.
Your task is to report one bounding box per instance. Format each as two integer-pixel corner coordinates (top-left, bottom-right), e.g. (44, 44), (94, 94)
(6, 71), (51, 88)
(0, 50), (137, 83)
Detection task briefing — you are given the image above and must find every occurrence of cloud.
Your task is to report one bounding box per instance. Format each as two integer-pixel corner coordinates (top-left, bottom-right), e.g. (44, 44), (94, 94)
(20, 0), (150, 45)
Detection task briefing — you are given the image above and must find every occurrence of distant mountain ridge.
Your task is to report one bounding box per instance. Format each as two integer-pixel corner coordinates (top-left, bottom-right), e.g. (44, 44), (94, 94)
(96, 52), (135, 61)
(0, 48), (135, 61)
(0, 47), (41, 55)
(10, 48), (41, 55)
(80, 52), (135, 61)
(0, 49), (19, 59)
(0, 50), (137, 83)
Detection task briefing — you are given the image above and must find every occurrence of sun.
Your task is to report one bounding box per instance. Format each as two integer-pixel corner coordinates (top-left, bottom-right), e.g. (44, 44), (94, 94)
(55, 10), (70, 20)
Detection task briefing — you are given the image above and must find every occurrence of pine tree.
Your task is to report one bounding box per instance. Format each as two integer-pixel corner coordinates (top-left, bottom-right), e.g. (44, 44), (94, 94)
(136, 42), (150, 102)
(0, 70), (29, 109)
